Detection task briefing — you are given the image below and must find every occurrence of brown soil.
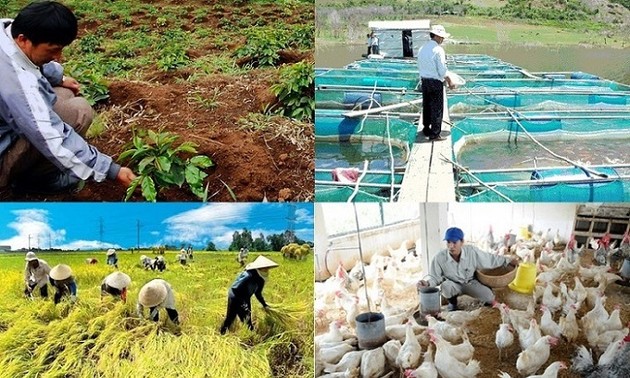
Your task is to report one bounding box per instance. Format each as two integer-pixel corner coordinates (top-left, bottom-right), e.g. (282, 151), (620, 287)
(0, 0), (313, 202)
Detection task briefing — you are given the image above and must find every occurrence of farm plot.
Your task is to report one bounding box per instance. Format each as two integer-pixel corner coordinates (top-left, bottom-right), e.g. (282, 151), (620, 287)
(0, 251), (314, 377)
(0, 0), (314, 202)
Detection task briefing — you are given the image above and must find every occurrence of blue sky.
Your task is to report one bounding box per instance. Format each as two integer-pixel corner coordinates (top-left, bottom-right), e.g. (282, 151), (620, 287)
(0, 203), (313, 250)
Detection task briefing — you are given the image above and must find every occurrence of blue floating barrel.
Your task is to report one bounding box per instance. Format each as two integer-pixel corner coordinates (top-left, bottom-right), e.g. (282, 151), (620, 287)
(343, 92), (383, 109)
(570, 71), (600, 80)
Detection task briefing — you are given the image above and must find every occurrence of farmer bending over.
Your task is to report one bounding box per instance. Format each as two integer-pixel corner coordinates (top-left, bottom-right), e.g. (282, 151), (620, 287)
(101, 271), (131, 302)
(220, 256), (278, 334)
(0, 1), (137, 193)
(24, 251), (51, 299)
(106, 248), (118, 269)
(237, 247), (248, 267)
(154, 255), (166, 272)
(137, 279), (179, 324)
(417, 227), (518, 311)
(49, 264), (77, 304)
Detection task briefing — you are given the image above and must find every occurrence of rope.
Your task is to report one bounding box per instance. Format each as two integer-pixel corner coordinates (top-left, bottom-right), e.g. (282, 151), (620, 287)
(357, 82), (380, 134)
(353, 203), (372, 315)
(347, 160), (370, 202)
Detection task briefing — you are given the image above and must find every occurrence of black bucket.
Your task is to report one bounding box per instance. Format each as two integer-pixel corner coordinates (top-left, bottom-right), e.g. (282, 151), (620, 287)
(355, 312), (387, 350)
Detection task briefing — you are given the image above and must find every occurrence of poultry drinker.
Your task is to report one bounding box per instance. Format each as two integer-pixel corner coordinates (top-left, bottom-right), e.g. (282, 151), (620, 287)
(508, 262), (537, 294)
(355, 312), (387, 349)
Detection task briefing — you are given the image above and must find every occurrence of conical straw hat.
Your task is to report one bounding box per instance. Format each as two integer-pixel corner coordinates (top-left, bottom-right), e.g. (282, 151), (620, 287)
(104, 271), (131, 290)
(25, 251), (38, 261)
(245, 256), (279, 270)
(138, 280), (167, 307)
(50, 264), (73, 280)
(106, 248), (116, 256)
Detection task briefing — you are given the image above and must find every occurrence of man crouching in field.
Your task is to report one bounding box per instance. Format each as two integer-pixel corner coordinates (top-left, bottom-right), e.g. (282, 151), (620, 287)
(220, 256), (278, 334)
(24, 251), (51, 299)
(49, 264), (77, 304)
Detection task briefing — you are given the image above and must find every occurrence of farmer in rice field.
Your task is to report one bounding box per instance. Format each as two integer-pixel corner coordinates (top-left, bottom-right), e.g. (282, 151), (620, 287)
(106, 248), (118, 269)
(154, 255), (166, 272)
(187, 245), (193, 260)
(101, 271), (131, 302)
(136, 279), (179, 324)
(237, 247), (248, 267)
(140, 255), (153, 269)
(23, 251), (51, 299)
(417, 25), (455, 142)
(0, 1), (137, 194)
(49, 264), (77, 304)
(177, 250), (187, 265)
(220, 256), (279, 334)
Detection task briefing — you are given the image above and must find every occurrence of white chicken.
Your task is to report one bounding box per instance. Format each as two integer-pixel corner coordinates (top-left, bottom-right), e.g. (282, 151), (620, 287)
(426, 315), (464, 343)
(396, 321), (423, 369)
(540, 305), (562, 338)
(439, 308), (483, 328)
(541, 284), (562, 314)
(431, 332), (481, 378)
(568, 276), (587, 308)
(316, 320), (344, 347)
(527, 361), (567, 378)
(322, 350), (365, 374)
(603, 304), (624, 332)
(318, 343), (355, 365)
(599, 338), (628, 366)
(495, 323), (514, 361)
(429, 329), (474, 363)
(559, 304), (579, 343)
(387, 239), (411, 262)
(518, 318), (543, 351)
(318, 367), (360, 378)
(382, 339), (402, 367)
(404, 344), (438, 378)
(334, 290), (360, 328)
(516, 335), (558, 376)
(360, 347), (386, 378)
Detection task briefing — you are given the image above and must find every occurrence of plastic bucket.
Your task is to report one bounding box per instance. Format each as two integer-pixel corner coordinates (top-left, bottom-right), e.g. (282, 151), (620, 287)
(418, 287), (441, 316)
(508, 262), (537, 294)
(355, 312), (387, 349)
(519, 226), (531, 240)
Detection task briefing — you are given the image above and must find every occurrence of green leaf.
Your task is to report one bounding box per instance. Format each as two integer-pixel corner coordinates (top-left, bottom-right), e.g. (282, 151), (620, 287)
(155, 156), (172, 172)
(118, 149), (137, 162)
(124, 176), (142, 201)
(185, 165), (203, 186)
(190, 155), (214, 168)
(141, 176), (157, 202)
(138, 156), (156, 173)
(147, 129), (159, 145)
(132, 135), (143, 149)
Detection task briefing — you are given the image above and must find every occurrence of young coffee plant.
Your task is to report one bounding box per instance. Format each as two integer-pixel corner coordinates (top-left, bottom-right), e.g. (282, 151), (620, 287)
(270, 61), (314, 121)
(118, 130), (214, 202)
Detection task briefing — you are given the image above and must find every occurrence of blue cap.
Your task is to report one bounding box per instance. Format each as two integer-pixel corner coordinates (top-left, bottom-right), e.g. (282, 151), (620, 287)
(444, 227), (464, 242)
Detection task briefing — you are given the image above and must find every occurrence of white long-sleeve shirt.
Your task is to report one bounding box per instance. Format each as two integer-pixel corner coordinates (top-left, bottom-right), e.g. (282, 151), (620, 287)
(24, 259), (51, 287)
(426, 245), (510, 286)
(417, 39), (448, 81)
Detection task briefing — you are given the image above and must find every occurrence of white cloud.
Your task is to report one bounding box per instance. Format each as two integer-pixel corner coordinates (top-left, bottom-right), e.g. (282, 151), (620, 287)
(150, 231), (160, 236)
(295, 208), (314, 224)
(0, 209), (66, 250)
(56, 240), (122, 251)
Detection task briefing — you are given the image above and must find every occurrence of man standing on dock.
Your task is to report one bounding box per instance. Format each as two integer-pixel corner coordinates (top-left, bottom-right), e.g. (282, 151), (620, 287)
(417, 25), (454, 141)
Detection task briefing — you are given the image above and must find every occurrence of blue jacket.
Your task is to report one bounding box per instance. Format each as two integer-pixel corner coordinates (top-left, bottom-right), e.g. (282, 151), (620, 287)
(0, 20), (120, 181)
(228, 269), (267, 307)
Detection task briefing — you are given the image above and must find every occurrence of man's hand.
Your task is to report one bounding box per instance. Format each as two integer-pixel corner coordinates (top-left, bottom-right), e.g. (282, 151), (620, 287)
(509, 256), (520, 267)
(61, 76), (81, 95)
(417, 280), (429, 288)
(116, 167), (137, 187)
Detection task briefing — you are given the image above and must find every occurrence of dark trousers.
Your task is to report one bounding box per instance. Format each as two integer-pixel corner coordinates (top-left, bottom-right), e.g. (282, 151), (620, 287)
(25, 282), (48, 298)
(421, 78), (444, 138)
(220, 297), (253, 334)
(149, 306), (180, 324)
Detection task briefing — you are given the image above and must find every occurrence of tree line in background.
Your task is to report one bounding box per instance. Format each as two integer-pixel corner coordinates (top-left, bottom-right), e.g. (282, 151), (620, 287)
(317, 0), (627, 41)
(215, 228), (310, 252)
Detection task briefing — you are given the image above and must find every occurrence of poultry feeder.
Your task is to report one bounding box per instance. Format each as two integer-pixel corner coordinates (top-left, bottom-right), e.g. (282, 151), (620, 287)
(355, 312), (387, 349)
(417, 286), (441, 319)
(508, 262), (536, 294)
(620, 259), (630, 280)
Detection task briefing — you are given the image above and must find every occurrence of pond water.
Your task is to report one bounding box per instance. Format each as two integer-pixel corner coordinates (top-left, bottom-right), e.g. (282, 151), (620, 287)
(316, 43), (630, 85)
(316, 139), (407, 171)
(456, 136), (630, 170)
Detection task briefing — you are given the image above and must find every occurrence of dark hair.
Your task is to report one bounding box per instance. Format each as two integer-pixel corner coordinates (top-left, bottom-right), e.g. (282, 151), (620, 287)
(11, 1), (78, 46)
(429, 32), (436, 39)
(102, 283), (122, 297)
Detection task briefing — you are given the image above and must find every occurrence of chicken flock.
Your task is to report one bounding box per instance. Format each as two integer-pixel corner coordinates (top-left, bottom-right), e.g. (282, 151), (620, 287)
(315, 229), (630, 378)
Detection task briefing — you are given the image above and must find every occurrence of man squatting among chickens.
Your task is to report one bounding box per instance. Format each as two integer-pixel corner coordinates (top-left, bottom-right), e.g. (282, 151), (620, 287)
(418, 227), (519, 310)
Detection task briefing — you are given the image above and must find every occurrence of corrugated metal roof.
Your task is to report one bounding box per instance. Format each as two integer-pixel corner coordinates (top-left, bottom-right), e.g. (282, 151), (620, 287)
(368, 20), (431, 30)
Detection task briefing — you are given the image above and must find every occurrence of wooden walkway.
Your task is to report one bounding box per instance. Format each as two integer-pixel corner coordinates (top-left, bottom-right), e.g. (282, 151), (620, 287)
(398, 91), (456, 202)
